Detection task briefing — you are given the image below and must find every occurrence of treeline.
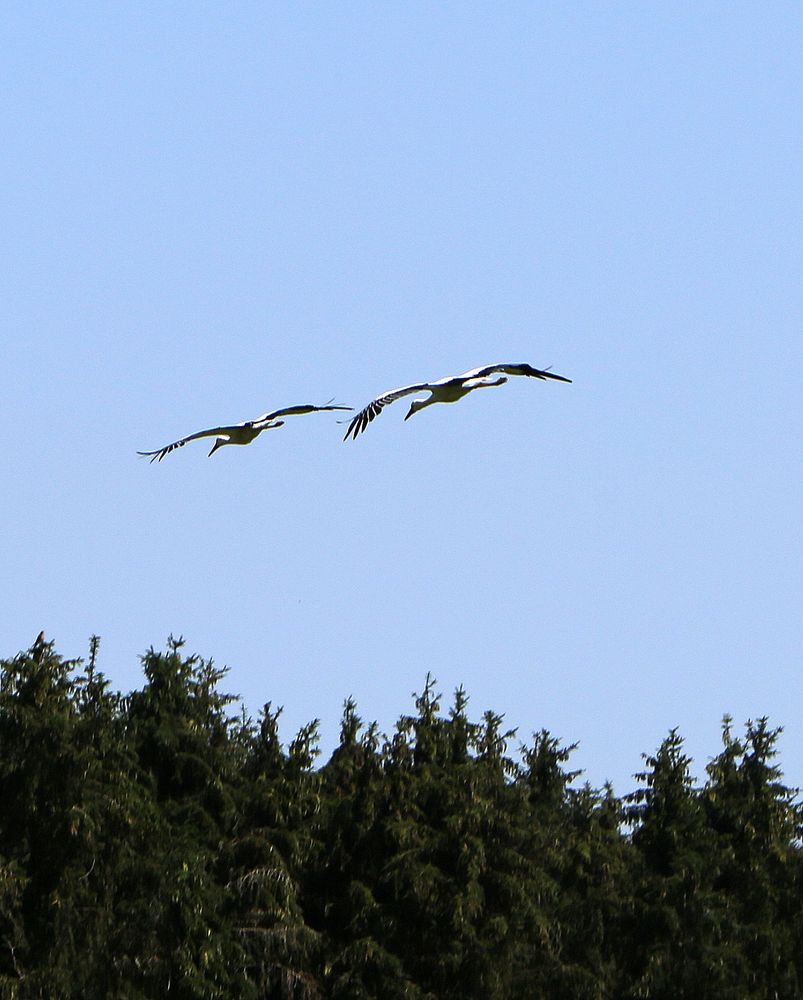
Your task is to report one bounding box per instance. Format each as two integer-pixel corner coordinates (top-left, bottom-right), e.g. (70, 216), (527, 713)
(0, 636), (801, 999)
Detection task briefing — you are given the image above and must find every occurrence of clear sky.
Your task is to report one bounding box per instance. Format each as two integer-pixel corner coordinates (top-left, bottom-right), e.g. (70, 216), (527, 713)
(3, 3), (801, 795)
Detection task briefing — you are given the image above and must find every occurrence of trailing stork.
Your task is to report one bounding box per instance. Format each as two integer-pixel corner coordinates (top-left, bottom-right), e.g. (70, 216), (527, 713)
(139, 402), (351, 462)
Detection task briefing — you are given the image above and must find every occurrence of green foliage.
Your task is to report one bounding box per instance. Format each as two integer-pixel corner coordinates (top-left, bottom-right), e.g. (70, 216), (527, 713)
(0, 638), (800, 998)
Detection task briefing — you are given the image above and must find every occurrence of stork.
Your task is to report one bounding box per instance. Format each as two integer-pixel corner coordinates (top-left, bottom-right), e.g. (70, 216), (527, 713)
(139, 402), (352, 462)
(343, 363), (571, 441)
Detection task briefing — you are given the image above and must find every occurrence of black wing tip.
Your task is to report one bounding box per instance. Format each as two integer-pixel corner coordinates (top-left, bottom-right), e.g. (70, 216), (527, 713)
(343, 413), (366, 441)
(525, 365), (572, 383)
(304, 402), (352, 412)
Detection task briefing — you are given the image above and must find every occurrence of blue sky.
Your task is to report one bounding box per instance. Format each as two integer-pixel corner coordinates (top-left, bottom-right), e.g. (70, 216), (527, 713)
(3, 4), (801, 795)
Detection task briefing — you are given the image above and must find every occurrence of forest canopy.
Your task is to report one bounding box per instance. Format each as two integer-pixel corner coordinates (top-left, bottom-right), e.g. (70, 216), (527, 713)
(0, 635), (800, 999)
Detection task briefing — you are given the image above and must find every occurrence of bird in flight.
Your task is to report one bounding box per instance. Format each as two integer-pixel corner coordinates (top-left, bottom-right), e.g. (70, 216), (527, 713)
(139, 402), (352, 462)
(343, 363), (571, 441)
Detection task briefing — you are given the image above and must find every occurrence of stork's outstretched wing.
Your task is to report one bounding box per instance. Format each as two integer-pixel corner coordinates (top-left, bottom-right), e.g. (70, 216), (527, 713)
(460, 363), (572, 383)
(253, 402), (351, 427)
(137, 424), (249, 463)
(343, 383), (435, 441)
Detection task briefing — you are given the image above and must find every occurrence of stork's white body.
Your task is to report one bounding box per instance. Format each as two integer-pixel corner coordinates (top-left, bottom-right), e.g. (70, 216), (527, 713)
(343, 362), (571, 440)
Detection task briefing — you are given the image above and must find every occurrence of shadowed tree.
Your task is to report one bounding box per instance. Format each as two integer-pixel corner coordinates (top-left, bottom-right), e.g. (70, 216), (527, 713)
(624, 729), (729, 998)
(0, 636), (162, 997)
(124, 638), (242, 998)
(310, 698), (421, 999)
(226, 702), (324, 999)
(702, 717), (802, 999)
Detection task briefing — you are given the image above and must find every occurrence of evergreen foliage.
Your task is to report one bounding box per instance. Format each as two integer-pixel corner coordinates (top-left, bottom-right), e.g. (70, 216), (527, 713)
(0, 638), (800, 998)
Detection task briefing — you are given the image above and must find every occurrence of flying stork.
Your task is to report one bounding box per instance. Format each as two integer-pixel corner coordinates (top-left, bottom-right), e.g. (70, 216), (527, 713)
(343, 363), (571, 441)
(139, 402), (352, 462)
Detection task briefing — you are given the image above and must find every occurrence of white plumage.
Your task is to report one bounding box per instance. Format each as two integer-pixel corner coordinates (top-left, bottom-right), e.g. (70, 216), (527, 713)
(343, 363), (571, 441)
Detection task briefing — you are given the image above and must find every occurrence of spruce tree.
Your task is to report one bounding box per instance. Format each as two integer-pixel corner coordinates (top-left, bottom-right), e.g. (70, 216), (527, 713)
(228, 702), (323, 999)
(123, 638), (242, 998)
(625, 729), (729, 998)
(703, 717), (802, 999)
(312, 698), (420, 999)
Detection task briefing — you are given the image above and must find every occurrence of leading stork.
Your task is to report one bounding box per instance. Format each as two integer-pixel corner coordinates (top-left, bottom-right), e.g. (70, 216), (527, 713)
(343, 362), (571, 441)
(139, 402), (351, 462)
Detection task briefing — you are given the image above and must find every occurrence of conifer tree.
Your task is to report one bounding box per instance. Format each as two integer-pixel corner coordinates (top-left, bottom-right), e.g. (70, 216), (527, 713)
(517, 730), (626, 998)
(0, 636), (121, 995)
(625, 729), (729, 998)
(228, 703), (324, 999)
(311, 699), (420, 999)
(0, 637), (159, 996)
(703, 717), (802, 998)
(123, 638), (242, 998)
(379, 682), (536, 998)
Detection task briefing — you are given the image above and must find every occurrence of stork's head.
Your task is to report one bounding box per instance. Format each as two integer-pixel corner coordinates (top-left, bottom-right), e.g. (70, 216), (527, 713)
(208, 437), (227, 457)
(405, 399), (425, 420)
